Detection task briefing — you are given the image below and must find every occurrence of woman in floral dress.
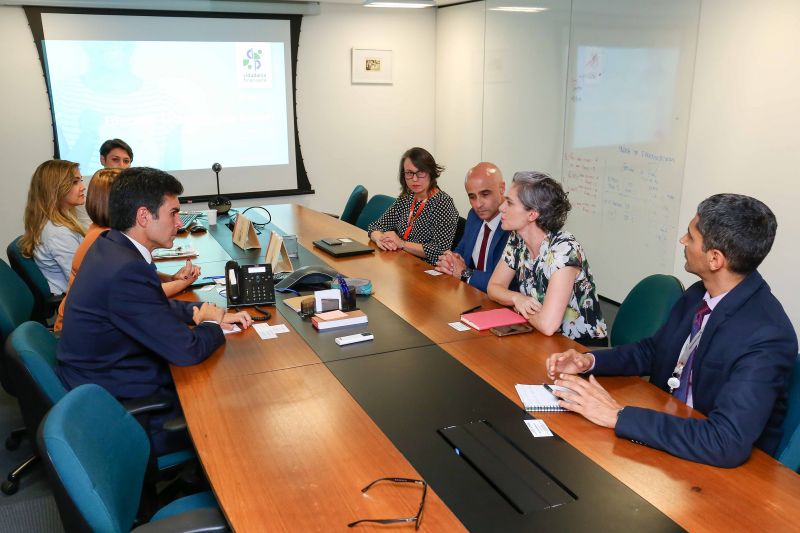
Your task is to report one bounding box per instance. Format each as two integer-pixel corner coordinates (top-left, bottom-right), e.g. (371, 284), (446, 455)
(487, 171), (607, 346)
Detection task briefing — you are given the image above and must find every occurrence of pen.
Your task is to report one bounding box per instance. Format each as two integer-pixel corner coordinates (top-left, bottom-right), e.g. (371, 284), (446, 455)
(543, 384), (556, 395)
(203, 275), (225, 279)
(337, 274), (351, 300)
(461, 305), (481, 315)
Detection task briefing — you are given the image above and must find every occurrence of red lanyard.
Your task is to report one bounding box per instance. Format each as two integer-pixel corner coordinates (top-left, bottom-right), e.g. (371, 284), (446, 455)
(403, 189), (437, 240)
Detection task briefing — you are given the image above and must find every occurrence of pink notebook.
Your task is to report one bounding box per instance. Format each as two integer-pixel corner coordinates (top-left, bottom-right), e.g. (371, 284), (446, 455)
(460, 308), (527, 331)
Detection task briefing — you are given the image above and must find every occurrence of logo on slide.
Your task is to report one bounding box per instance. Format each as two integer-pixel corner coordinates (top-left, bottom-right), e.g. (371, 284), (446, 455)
(243, 48), (263, 71)
(236, 43), (274, 88)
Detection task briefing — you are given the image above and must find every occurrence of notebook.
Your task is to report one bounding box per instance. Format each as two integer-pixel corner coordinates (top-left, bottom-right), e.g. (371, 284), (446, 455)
(313, 238), (375, 258)
(515, 384), (568, 412)
(460, 308), (527, 331)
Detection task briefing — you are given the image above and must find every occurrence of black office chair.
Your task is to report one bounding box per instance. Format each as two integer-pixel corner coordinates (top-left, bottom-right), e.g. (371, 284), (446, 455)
(7, 236), (64, 324)
(453, 216), (466, 249)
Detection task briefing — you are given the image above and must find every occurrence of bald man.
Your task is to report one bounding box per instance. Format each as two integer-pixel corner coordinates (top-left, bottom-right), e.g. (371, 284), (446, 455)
(436, 162), (510, 292)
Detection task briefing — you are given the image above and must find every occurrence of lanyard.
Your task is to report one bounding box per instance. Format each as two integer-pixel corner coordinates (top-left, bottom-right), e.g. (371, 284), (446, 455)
(667, 327), (705, 392)
(403, 189), (437, 240)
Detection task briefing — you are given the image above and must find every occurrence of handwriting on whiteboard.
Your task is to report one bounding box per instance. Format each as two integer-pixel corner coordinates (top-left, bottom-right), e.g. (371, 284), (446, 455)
(563, 145), (681, 269)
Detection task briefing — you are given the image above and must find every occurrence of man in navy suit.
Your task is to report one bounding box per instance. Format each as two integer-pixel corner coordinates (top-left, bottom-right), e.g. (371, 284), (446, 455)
(58, 167), (252, 454)
(435, 162), (510, 292)
(545, 194), (797, 467)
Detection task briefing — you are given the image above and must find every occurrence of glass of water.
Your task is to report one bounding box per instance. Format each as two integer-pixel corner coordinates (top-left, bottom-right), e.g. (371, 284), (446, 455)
(283, 234), (299, 258)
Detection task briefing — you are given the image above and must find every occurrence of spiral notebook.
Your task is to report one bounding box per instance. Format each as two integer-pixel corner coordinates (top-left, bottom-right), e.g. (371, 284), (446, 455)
(515, 384), (568, 412)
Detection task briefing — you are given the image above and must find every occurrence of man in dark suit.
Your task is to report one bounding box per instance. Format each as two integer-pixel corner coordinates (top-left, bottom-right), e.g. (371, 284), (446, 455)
(545, 194), (797, 467)
(58, 167), (252, 455)
(435, 162), (510, 292)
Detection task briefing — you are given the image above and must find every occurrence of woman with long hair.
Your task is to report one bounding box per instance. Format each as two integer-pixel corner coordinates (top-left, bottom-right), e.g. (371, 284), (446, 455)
(20, 160), (86, 295)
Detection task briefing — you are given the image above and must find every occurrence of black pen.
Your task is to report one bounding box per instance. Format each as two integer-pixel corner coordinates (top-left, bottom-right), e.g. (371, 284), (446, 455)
(543, 384), (557, 395)
(461, 305), (481, 315)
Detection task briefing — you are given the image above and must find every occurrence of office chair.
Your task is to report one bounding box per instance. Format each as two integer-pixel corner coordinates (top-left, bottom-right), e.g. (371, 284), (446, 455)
(453, 216), (466, 249)
(610, 274), (684, 347)
(355, 194), (395, 231)
(0, 258), (36, 492)
(776, 354), (800, 472)
(7, 236), (64, 324)
(0, 258), (34, 396)
(38, 384), (227, 532)
(3, 321), (195, 496)
(340, 185), (368, 226)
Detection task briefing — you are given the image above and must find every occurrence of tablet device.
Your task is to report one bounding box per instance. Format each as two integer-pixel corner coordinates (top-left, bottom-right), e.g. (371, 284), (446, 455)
(313, 238), (375, 258)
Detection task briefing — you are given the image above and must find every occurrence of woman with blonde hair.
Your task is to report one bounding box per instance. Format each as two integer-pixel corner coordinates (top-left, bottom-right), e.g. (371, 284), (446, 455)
(54, 167), (201, 331)
(20, 160), (85, 295)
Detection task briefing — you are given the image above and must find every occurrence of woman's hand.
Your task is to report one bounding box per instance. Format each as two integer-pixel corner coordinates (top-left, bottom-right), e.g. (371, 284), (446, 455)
(172, 259), (201, 282)
(371, 230), (395, 251)
(511, 292), (542, 319)
(378, 231), (404, 251)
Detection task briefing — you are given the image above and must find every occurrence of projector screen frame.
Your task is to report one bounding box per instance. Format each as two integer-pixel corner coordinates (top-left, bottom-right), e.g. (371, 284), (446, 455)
(24, 5), (314, 203)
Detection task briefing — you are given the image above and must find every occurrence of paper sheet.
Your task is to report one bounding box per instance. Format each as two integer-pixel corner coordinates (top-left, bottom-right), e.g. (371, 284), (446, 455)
(524, 419), (554, 438)
(222, 324), (241, 335)
(253, 323), (277, 339)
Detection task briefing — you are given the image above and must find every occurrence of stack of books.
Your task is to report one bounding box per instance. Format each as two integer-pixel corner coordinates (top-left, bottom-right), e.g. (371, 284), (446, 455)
(311, 309), (368, 330)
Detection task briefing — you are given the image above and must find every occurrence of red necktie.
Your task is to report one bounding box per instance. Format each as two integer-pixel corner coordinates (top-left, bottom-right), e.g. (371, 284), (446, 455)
(476, 224), (491, 271)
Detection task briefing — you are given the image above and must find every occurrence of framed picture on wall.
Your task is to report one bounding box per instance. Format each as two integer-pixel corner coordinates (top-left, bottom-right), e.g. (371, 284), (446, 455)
(352, 48), (393, 84)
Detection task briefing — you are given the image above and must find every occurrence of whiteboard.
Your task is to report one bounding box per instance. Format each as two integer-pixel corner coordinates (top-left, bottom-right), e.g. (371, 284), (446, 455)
(561, 0), (700, 301)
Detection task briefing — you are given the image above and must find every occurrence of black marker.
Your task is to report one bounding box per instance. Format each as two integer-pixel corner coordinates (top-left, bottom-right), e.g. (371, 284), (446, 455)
(461, 305), (481, 315)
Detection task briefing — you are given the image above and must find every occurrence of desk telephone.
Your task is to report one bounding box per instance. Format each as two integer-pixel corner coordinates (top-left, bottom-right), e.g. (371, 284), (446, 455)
(225, 260), (276, 307)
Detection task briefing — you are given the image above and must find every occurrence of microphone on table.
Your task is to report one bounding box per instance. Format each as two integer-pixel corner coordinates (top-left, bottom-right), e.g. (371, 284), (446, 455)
(208, 162), (231, 214)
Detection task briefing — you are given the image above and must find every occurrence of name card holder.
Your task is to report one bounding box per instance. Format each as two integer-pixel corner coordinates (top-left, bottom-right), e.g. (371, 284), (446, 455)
(265, 230), (294, 274)
(232, 213), (261, 250)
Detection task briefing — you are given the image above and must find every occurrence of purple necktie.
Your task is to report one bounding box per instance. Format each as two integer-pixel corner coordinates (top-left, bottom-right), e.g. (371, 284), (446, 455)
(476, 224), (490, 271)
(674, 300), (712, 402)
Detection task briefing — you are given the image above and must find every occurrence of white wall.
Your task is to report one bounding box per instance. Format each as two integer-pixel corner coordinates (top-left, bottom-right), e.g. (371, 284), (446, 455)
(676, 0), (800, 333)
(0, 7), (55, 259)
(434, 2), (485, 215)
(0, 4), (436, 261)
(296, 3), (437, 215)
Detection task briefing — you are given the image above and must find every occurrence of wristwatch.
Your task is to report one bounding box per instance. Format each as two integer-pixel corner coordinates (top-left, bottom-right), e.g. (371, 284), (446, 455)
(460, 268), (473, 282)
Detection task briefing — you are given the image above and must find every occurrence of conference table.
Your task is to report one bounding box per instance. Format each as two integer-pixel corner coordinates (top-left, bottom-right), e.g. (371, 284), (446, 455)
(162, 204), (800, 532)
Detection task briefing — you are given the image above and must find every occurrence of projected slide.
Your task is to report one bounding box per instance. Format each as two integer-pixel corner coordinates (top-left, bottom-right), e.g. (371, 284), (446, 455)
(44, 40), (289, 177)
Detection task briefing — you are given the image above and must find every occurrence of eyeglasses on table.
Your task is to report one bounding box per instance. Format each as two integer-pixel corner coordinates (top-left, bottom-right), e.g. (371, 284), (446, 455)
(347, 477), (428, 530)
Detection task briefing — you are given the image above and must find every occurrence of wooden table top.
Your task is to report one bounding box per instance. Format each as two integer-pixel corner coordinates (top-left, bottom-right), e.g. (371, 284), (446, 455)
(171, 363), (464, 532)
(172, 204), (800, 532)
